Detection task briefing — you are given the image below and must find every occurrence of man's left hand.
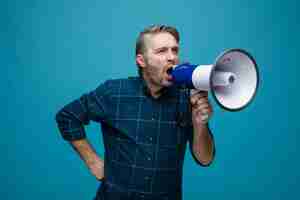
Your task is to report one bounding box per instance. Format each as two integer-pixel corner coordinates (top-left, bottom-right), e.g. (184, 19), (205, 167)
(190, 90), (213, 125)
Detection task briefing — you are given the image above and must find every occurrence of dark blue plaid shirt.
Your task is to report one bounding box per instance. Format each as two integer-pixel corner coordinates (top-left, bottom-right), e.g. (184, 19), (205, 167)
(55, 77), (214, 200)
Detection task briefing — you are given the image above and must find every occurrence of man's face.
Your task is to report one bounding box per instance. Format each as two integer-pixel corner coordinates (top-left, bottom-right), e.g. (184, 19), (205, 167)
(139, 32), (180, 88)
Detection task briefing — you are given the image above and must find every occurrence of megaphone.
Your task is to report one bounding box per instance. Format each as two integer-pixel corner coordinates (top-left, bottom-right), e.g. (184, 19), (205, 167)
(168, 49), (259, 111)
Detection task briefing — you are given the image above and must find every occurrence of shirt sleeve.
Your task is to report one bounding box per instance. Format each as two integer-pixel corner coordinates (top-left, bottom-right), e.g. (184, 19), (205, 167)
(55, 80), (111, 141)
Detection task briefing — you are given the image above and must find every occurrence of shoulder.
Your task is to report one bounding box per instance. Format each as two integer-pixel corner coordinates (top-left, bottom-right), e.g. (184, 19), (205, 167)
(95, 77), (142, 96)
(105, 77), (140, 86)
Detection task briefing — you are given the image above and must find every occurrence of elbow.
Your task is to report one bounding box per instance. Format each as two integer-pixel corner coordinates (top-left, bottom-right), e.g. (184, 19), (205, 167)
(55, 108), (63, 123)
(196, 155), (214, 167)
(55, 108), (69, 124)
(55, 109), (69, 137)
(55, 111), (61, 123)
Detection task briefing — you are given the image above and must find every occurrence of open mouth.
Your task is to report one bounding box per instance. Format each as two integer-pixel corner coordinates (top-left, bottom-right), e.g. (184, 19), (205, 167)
(166, 67), (173, 74)
(166, 63), (176, 74)
(164, 64), (176, 81)
(165, 69), (174, 81)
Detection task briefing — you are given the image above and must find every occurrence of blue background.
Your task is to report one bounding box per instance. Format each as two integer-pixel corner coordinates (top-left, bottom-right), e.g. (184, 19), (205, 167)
(3, 0), (299, 199)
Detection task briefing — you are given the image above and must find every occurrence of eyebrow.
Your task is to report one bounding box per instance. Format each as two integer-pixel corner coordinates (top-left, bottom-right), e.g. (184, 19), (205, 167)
(154, 46), (179, 52)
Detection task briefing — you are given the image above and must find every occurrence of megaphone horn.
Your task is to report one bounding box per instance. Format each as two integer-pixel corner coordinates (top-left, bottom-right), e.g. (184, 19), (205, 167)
(169, 49), (259, 111)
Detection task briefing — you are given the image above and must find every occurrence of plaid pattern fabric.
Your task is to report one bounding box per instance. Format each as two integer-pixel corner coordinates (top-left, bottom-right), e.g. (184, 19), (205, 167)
(56, 77), (213, 199)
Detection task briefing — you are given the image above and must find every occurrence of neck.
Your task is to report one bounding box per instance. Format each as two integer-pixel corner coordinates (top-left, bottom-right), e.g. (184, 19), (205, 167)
(142, 74), (163, 99)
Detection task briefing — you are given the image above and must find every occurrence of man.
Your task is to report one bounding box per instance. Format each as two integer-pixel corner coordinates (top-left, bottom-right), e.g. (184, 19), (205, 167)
(55, 25), (215, 200)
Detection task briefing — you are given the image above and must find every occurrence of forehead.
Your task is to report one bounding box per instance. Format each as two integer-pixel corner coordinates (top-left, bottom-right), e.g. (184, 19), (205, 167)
(144, 32), (178, 50)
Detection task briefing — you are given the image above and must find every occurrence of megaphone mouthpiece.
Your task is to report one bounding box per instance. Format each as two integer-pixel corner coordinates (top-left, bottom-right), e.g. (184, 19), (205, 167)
(212, 71), (237, 87)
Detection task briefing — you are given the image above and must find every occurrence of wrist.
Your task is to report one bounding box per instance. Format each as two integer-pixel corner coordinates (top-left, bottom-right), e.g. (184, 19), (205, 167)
(85, 155), (103, 166)
(192, 116), (208, 127)
(192, 121), (209, 136)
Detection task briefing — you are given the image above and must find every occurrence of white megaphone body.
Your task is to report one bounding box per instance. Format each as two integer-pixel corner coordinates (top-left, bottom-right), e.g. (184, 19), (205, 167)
(168, 49), (259, 111)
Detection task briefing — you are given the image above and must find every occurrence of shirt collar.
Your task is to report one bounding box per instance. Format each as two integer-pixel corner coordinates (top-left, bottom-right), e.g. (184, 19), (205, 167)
(138, 76), (177, 99)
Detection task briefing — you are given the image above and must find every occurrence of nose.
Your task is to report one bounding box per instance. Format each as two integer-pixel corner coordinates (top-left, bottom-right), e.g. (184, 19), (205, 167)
(166, 49), (177, 63)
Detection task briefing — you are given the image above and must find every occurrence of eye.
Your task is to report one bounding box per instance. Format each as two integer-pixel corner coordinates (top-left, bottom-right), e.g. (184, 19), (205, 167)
(172, 47), (179, 54)
(157, 48), (167, 54)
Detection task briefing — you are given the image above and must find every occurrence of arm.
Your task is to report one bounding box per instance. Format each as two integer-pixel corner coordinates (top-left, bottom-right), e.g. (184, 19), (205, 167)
(190, 90), (215, 166)
(55, 81), (109, 179)
(70, 138), (104, 180)
(191, 122), (215, 166)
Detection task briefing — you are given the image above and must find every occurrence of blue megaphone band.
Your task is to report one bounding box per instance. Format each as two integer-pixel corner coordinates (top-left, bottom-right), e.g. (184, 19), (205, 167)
(169, 63), (198, 89)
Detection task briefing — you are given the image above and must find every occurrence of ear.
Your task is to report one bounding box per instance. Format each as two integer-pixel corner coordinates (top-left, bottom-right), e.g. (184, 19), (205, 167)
(136, 54), (146, 68)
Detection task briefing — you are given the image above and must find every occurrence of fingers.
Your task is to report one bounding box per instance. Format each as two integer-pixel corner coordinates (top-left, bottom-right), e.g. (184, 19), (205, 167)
(191, 100), (211, 114)
(193, 100), (212, 113)
(190, 91), (209, 107)
(190, 90), (213, 124)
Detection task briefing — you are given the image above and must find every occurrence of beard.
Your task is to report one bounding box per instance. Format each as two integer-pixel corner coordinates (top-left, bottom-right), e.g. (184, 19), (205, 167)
(160, 73), (174, 87)
(142, 57), (178, 90)
(146, 67), (173, 87)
